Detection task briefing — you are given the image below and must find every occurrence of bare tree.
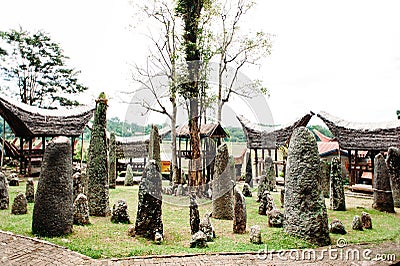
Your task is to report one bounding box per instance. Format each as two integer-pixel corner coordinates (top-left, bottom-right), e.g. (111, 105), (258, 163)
(212, 0), (272, 122)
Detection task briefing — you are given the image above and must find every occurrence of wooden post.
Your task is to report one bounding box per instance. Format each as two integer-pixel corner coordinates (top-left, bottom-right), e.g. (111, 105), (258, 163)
(19, 137), (24, 174)
(254, 148), (258, 177)
(71, 137), (76, 162)
(1, 119), (5, 169)
(80, 133), (84, 168)
(274, 148), (278, 177)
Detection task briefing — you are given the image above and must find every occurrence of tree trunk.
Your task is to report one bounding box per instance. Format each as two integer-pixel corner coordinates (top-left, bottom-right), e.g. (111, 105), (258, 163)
(170, 99), (180, 184)
(189, 98), (203, 195)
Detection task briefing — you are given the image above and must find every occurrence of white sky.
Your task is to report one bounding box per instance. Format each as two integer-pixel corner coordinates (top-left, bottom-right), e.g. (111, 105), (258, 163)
(2, 0), (400, 126)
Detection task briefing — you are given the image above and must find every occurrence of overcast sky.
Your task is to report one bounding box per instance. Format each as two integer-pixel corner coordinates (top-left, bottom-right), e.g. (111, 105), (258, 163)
(2, 0), (400, 127)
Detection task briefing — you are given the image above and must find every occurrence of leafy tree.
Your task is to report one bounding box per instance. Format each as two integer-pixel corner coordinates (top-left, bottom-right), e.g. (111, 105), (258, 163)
(0, 28), (88, 108)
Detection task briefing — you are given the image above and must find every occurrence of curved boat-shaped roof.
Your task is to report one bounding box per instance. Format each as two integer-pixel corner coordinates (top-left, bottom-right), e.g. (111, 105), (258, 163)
(317, 111), (400, 151)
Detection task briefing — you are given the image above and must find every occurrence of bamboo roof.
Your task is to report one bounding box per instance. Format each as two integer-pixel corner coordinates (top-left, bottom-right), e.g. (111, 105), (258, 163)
(317, 111), (400, 151)
(176, 123), (228, 139)
(0, 96), (94, 138)
(237, 112), (314, 149)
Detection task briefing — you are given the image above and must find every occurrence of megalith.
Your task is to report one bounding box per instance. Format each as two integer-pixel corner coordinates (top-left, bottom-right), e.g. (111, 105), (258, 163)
(212, 143), (234, 220)
(11, 192), (27, 215)
(284, 127), (331, 246)
(32, 137), (73, 236)
(330, 157), (346, 211)
(73, 193), (90, 226)
(0, 172), (9, 209)
(25, 178), (35, 203)
(373, 153), (395, 213)
(87, 93), (110, 217)
(111, 199), (131, 224)
(190, 192), (200, 235)
(245, 151), (253, 187)
(386, 147), (400, 207)
(320, 160), (330, 198)
(135, 160), (163, 241)
(233, 186), (246, 234)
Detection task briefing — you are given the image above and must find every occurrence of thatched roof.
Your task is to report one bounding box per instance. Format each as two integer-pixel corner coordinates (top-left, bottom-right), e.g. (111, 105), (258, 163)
(176, 123), (228, 139)
(0, 96), (94, 138)
(237, 112), (314, 149)
(317, 111), (400, 151)
(115, 126), (171, 159)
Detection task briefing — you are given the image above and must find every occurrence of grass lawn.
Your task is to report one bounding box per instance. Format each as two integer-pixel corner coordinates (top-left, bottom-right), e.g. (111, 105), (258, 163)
(1, 180), (399, 259)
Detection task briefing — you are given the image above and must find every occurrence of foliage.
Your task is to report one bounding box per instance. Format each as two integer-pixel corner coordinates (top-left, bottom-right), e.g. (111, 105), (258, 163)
(224, 126), (246, 142)
(0, 27), (88, 108)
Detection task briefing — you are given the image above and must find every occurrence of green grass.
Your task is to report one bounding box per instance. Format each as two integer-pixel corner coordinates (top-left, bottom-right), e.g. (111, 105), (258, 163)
(1, 179), (399, 259)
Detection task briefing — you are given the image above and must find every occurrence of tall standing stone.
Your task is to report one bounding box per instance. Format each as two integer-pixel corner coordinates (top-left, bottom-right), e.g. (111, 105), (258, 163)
(87, 93), (110, 217)
(320, 160), (330, 198)
(148, 125), (161, 170)
(284, 127), (331, 246)
(257, 156), (275, 202)
(212, 144), (234, 220)
(330, 157), (346, 211)
(373, 153), (395, 213)
(108, 132), (117, 189)
(11, 192), (27, 215)
(32, 137), (73, 236)
(25, 178), (35, 203)
(233, 186), (246, 234)
(73, 172), (84, 201)
(245, 151), (253, 187)
(0, 172), (9, 209)
(386, 147), (400, 207)
(190, 192), (200, 235)
(135, 161), (163, 241)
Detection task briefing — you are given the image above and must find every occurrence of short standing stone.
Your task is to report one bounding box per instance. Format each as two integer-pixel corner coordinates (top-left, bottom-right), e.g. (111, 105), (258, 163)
(329, 219), (347, 235)
(25, 178), (35, 203)
(154, 232), (163, 244)
(11, 192), (27, 215)
(268, 209), (284, 228)
(361, 212), (372, 229)
(199, 212), (215, 241)
(386, 147), (400, 208)
(190, 231), (208, 248)
(32, 136), (73, 237)
(330, 157), (346, 211)
(242, 183), (252, 197)
(127, 225), (136, 237)
(111, 199), (131, 224)
(176, 184), (184, 196)
(212, 144), (234, 220)
(249, 225), (262, 244)
(0, 172), (9, 209)
(190, 192), (200, 235)
(8, 173), (17, 182)
(284, 127), (331, 246)
(73, 193), (90, 226)
(124, 164), (135, 186)
(373, 154), (395, 213)
(135, 161), (163, 240)
(258, 191), (276, 215)
(73, 172), (84, 201)
(320, 160), (330, 198)
(245, 151), (253, 188)
(9, 175), (19, 186)
(352, 215), (363, 231)
(233, 186), (246, 234)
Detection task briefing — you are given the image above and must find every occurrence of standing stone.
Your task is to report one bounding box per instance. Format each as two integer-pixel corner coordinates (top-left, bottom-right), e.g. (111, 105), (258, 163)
(233, 186), (246, 234)
(190, 231), (208, 248)
(11, 192), (27, 215)
(212, 144), (234, 220)
(284, 127), (331, 246)
(190, 192), (200, 235)
(258, 190), (276, 215)
(373, 153), (395, 213)
(386, 147), (400, 207)
(111, 199), (131, 224)
(249, 225), (262, 244)
(124, 164), (135, 186)
(32, 137), (73, 236)
(245, 151), (253, 187)
(320, 160), (330, 198)
(361, 212), (372, 229)
(25, 178), (35, 203)
(280, 188), (285, 208)
(199, 212), (215, 241)
(329, 219), (347, 235)
(0, 172), (9, 209)
(352, 215), (363, 231)
(87, 93), (110, 217)
(330, 157), (346, 211)
(135, 161), (163, 241)
(149, 125), (161, 170)
(242, 183), (252, 197)
(9, 175), (19, 186)
(263, 156), (276, 191)
(268, 209), (284, 228)
(108, 132), (117, 189)
(73, 193), (90, 226)
(73, 172), (84, 201)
